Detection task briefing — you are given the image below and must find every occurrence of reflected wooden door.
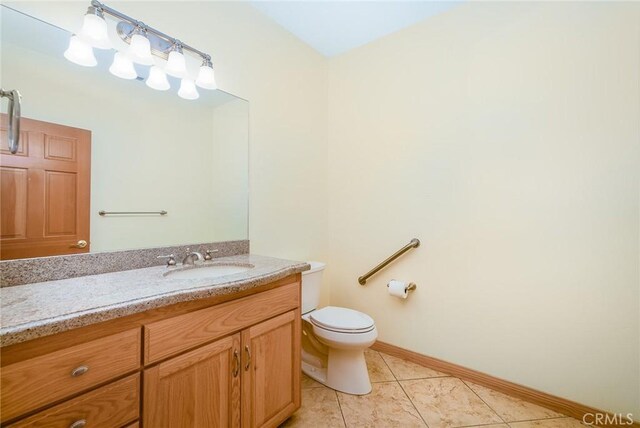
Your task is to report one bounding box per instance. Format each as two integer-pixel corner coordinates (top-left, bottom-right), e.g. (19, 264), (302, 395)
(0, 115), (91, 260)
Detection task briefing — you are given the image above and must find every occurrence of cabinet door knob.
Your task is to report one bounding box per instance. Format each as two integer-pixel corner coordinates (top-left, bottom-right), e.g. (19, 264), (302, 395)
(71, 365), (89, 377)
(69, 419), (86, 428)
(233, 350), (240, 377)
(72, 240), (88, 249)
(244, 345), (251, 371)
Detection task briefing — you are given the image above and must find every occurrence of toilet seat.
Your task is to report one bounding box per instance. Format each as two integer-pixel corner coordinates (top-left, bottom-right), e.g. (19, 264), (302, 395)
(310, 306), (375, 334)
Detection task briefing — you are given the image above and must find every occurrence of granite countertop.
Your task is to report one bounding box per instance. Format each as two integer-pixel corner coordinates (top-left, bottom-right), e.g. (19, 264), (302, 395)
(0, 254), (309, 347)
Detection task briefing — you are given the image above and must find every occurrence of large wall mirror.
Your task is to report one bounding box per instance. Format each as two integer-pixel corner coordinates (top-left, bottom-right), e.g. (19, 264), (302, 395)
(0, 6), (249, 260)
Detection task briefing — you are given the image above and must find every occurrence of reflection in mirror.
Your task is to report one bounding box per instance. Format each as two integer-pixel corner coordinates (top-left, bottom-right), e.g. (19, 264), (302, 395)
(0, 6), (249, 260)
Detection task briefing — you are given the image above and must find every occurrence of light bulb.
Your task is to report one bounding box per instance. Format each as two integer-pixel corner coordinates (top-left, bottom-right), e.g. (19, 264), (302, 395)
(79, 7), (111, 49)
(178, 78), (199, 100)
(146, 66), (170, 91)
(64, 35), (97, 67)
(195, 59), (216, 90)
(109, 52), (137, 79)
(165, 49), (186, 78)
(127, 32), (154, 65)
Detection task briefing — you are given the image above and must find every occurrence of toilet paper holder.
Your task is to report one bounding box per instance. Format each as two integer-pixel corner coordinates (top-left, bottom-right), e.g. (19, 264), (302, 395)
(387, 281), (417, 293)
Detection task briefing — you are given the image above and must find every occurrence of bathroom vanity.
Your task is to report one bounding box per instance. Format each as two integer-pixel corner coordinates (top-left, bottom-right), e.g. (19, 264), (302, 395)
(0, 5), (299, 427)
(0, 255), (308, 427)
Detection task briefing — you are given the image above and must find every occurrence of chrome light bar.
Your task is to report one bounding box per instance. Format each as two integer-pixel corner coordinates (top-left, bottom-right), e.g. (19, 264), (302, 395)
(65, 1), (217, 100)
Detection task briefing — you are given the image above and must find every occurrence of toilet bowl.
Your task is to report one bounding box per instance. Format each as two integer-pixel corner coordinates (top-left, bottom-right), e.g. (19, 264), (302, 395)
(301, 262), (378, 395)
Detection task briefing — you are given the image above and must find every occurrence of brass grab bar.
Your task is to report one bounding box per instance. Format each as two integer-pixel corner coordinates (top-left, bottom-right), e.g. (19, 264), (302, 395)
(358, 238), (420, 285)
(99, 210), (167, 216)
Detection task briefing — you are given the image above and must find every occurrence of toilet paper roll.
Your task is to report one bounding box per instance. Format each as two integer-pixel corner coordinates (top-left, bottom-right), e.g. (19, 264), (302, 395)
(387, 280), (409, 299)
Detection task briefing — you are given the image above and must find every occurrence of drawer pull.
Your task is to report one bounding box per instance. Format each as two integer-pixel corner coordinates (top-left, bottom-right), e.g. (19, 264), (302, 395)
(233, 350), (240, 377)
(69, 419), (87, 428)
(244, 345), (251, 371)
(71, 365), (89, 377)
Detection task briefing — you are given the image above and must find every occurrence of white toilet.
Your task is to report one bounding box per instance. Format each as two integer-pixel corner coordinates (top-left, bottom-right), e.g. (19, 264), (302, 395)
(301, 261), (378, 395)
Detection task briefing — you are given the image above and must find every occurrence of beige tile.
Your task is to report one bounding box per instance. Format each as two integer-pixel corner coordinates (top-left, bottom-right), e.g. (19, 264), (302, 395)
(337, 382), (426, 427)
(280, 387), (345, 428)
(401, 377), (503, 428)
(467, 425), (509, 428)
(302, 372), (326, 389)
(380, 352), (449, 380)
(464, 381), (563, 422)
(510, 417), (589, 428)
(365, 349), (396, 382)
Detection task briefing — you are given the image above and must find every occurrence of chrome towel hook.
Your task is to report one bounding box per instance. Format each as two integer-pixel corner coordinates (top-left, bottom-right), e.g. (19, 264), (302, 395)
(0, 88), (22, 154)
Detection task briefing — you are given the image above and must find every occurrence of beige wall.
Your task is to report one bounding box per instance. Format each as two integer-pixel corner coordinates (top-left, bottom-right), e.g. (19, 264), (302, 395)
(327, 1), (639, 416)
(7, 1), (329, 264)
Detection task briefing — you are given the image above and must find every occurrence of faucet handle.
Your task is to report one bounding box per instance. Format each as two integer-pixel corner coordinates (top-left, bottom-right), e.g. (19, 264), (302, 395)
(204, 249), (219, 261)
(157, 254), (177, 267)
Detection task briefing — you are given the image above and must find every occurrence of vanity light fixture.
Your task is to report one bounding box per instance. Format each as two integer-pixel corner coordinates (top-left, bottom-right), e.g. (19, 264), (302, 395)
(65, 0), (217, 100)
(64, 35), (97, 67)
(196, 58), (217, 90)
(146, 66), (170, 91)
(165, 44), (187, 78)
(80, 6), (111, 49)
(127, 27), (154, 65)
(178, 78), (199, 100)
(109, 52), (137, 79)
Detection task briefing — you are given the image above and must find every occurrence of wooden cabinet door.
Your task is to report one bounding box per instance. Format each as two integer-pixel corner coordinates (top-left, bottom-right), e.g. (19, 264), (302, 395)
(0, 115), (91, 260)
(144, 334), (241, 428)
(241, 310), (301, 428)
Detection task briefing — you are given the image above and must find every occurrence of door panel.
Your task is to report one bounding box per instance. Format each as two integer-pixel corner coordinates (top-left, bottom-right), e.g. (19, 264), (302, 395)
(44, 134), (77, 161)
(0, 129), (28, 156)
(242, 310), (301, 428)
(44, 171), (77, 236)
(0, 115), (90, 259)
(0, 167), (27, 239)
(144, 334), (241, 428)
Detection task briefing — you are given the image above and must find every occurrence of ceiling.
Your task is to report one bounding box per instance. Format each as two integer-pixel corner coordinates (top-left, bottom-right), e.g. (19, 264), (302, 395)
(250, 1), (461, 57)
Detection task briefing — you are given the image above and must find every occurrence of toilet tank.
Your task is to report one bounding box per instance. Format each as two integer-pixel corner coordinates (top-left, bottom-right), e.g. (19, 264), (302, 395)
(301, 261), (326, 314)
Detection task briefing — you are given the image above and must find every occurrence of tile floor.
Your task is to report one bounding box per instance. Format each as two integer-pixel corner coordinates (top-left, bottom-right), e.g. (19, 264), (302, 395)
(281, 350), (590, 428)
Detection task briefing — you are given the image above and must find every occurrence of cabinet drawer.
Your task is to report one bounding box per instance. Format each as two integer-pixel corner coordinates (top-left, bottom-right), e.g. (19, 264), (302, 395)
(145, 281), (300, 363)
(7, 374), (140, 428)
(1, 329), (141, 422)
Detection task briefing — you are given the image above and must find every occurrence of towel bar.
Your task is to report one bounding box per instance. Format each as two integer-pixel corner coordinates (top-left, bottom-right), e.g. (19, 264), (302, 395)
(99, 210), (168, 216)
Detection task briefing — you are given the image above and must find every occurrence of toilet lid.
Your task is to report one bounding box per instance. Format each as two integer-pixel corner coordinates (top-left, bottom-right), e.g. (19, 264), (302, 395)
(310, 306), (375, 333)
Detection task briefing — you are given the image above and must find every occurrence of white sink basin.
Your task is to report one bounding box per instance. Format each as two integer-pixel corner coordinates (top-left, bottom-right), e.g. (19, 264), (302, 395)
(164, 264), (253, 280)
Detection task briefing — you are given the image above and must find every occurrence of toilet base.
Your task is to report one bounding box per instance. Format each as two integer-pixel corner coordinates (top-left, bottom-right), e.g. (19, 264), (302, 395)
(326, 348), (372, 395)
(302, 349), (372, 395)
(302, 360), (327, 385)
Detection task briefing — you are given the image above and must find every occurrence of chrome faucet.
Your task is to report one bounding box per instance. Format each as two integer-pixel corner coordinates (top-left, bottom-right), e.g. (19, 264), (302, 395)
(182, 250), (204, 266)
(204, 249), (219, 260)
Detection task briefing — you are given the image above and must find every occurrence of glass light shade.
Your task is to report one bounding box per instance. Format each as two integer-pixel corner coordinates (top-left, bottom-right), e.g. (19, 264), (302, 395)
(195, 65), (217, 90)
(178, 79), (199, 100)
(165, 50), (187, 78)
(64, 35), (97, 67)
(146, 66), (170, 91)
(127, 33), (154, 65)
(80, 13), (111, 49)
(109, 52), (137, 79)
